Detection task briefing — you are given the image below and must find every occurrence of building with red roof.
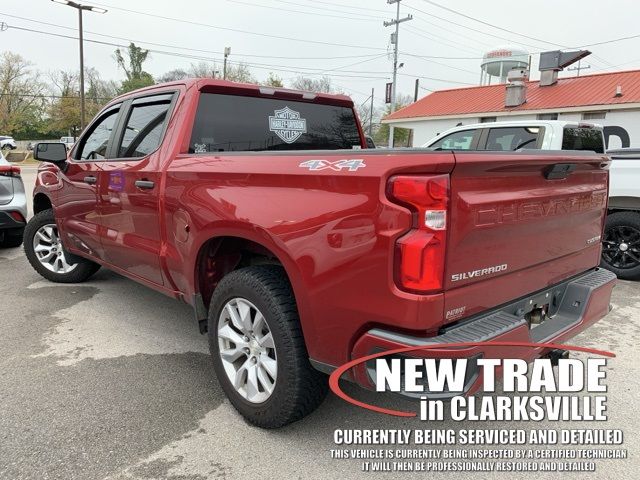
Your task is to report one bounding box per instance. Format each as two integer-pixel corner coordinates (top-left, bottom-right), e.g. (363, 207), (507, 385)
(383, 69), (640, 148)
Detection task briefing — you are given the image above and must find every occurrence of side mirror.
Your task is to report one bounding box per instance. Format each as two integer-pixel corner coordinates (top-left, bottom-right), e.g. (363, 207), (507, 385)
(34, 142), (68, 165)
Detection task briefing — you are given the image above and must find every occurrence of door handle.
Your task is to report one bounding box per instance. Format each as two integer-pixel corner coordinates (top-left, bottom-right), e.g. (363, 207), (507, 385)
(135, 179), (155, 190)
(83, 176), (97, 185)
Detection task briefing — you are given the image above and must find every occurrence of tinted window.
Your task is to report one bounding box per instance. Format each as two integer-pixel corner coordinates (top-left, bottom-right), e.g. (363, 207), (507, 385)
(118, 101), (171, 158)
(189, 93), (361, 152)
(562, 128), (605, 153)
(429, 130), (476, 150)
(485, 127), (541, 151)
(77, 109), (119, 160)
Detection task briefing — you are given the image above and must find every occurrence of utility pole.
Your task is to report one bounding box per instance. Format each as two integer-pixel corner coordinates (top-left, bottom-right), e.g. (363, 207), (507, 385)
(384, 0), (412, 148)
(414, 78), (419, 102)
(52, 0), (107, 131)
(369, 87), (375, 136)
(223, 46), (231, 80)
(568, 60), (591, 77)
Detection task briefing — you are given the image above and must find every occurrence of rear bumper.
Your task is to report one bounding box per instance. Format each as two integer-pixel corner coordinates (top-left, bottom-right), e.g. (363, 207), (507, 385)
(0, 210), (26, 230)
(350, 268), (616, 395)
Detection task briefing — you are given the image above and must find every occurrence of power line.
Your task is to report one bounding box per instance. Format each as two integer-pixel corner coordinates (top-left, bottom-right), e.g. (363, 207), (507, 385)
(5, 24), (391, 80)
(417, 0), (564, 48)
(88, 1), (388, 51)
(409, 0), (615, 69)
(0, 12), (387, 61)
(226, 0), (380, 22)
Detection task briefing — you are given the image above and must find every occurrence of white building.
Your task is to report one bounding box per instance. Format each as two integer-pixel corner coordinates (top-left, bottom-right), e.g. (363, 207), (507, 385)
(383, 69), (640, 149)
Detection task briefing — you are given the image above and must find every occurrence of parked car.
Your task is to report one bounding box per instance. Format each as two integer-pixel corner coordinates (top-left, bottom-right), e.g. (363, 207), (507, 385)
(600, 148), (640, 279)
(26, 79), (615, 428)
(0, 149), (27, 248)
(422, 120), (605, 153)
(59, 136), (76, 150)
(0, 135), (18, 150)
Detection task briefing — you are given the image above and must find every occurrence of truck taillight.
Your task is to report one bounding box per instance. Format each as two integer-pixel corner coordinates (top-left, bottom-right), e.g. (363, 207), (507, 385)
(0, 165), (20, 177)
(387, 174), (449, 293)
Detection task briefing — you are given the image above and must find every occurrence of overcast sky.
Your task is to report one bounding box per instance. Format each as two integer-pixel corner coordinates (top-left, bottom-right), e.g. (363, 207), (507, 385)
(2, 0), (640, 109)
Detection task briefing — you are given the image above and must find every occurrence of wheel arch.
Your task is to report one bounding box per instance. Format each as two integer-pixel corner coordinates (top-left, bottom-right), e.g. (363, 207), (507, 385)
(608, 196), (640, 213)
(192, 231), (314, 339)
(32, 193), (53, 215)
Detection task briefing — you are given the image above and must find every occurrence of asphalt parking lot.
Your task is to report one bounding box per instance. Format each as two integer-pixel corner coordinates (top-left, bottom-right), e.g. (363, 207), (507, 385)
(0, 167), (638, 480)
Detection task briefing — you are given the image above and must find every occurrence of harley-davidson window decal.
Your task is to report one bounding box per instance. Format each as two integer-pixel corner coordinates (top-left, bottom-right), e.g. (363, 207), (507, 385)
(269, 107), (307, 144)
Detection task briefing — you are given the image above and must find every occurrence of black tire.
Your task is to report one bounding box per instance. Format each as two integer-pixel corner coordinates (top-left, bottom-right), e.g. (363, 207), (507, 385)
(0, 227), (24, 248)
(24, 209), (100, 283)
(601, 211), (640, 280)
(208, 265), (328, 428)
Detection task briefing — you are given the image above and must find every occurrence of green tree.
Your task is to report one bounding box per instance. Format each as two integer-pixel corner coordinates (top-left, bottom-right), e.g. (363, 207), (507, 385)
(262, 72), (284, 87)
(0, 51), (47, 138)
(375, 93), (413, 147)
(115, 43), (154, 93)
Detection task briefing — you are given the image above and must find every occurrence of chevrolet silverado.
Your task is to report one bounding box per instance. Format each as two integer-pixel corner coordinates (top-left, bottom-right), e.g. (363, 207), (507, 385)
(26, 79), (615, 428)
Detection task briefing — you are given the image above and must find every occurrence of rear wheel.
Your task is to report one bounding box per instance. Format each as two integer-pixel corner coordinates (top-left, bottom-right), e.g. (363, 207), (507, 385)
(24, 209), (100, 283)
(601, 211), (640, 280)
(208, 265), (328, 428)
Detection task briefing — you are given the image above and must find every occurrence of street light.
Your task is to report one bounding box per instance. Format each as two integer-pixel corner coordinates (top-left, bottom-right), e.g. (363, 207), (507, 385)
(51, 0), (107, 131)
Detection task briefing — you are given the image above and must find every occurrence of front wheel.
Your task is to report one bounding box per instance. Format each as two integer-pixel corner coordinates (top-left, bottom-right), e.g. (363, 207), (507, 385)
(208, 265), (328, 428)
(601, 211), (640, 280)
(24, 209), (100, 283)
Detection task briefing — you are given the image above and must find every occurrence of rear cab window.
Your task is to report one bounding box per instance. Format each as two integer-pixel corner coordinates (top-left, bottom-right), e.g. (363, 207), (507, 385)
(562, 127), (605, 153)
(189, 93), (362, 152)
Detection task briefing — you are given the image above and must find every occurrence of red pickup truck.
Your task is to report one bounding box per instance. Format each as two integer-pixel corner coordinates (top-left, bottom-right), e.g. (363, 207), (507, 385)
(27, 79), (615, 428)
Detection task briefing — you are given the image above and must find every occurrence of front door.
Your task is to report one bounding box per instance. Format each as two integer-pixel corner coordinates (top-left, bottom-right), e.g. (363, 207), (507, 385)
(98, 93), (174, 286)
(56, 105), (122, 261)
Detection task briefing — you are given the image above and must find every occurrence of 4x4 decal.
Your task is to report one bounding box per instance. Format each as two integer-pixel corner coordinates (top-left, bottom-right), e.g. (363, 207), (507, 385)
(299, 159), (366, 172)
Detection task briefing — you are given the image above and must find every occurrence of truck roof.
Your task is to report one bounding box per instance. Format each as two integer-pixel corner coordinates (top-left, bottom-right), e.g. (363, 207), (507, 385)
(110, 78), (355, 107)
(437, 120), (602, 130)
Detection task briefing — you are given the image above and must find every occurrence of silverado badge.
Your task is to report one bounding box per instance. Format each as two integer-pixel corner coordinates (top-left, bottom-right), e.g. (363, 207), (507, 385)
(269, 107), (307, 144)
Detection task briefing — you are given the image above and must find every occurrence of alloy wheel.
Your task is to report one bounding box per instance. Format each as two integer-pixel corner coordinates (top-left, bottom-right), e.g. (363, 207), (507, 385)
(217, 298), (277, 404)
(32, 224), (77, 274)
(602, 225), (640, 269)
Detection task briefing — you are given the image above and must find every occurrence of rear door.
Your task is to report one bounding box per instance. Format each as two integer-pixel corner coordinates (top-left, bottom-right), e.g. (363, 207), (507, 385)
(444, 151), (609, 322)
(56, 104), (122, 260)
(98, 92), (175, 286)
(480, 126), (545, 151)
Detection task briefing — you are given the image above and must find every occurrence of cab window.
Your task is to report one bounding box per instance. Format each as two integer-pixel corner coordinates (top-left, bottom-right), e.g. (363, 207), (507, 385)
(484, 127), (542, 151)
(117, 97), (172, 158)
(76, 108), (120, 160)
(429, 130), (476, 150)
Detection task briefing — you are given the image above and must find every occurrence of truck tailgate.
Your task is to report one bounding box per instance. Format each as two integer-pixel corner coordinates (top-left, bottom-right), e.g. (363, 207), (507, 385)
(443, 151), (609, 323)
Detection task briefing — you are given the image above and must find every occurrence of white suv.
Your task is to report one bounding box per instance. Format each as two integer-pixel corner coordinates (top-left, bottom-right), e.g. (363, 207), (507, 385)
(0, 136), (17, 150)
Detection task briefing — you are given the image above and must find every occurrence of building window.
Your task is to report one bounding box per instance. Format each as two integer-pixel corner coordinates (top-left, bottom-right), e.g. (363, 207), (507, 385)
(537, 113), (558, 120)
(480, 116), (497, 123)
(582, 111), (607, 120)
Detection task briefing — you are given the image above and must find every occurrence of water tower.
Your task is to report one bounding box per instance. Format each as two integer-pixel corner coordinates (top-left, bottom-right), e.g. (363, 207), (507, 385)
(480, 46), (529, 85)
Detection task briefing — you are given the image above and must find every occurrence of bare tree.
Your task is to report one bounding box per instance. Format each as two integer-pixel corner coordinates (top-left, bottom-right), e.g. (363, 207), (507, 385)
(188, 62), (219, 78)
(224, 63), (256, 83)
(290, 76), (339, 93)
(157, 68), (189, 83)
